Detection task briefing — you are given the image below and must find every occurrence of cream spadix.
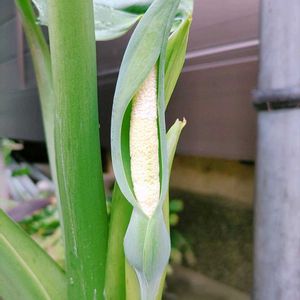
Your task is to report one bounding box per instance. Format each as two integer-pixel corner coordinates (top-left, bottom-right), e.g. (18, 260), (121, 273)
(130, 66), (160, 218)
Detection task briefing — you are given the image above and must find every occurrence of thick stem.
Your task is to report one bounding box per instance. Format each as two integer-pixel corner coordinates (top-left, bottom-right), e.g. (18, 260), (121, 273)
(47, 0), (108, 298)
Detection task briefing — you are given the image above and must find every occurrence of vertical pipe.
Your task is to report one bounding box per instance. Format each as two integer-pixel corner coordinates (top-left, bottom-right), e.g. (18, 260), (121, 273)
(254, 1), (300, 299)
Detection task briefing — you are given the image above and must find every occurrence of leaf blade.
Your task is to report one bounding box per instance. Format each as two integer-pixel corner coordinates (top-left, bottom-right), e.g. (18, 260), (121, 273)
(0, 210), (66, 300)
(32, 0), (191, 41)
(94, 3), (142, 41)
(165, 17), (192, 105)
(167, 119), (187, 170)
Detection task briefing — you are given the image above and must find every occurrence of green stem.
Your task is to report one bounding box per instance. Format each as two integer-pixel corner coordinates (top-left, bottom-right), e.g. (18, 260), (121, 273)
(105, 183), (132, 299)
(14, 0), (56, 186)
(47, 0), (108, 298)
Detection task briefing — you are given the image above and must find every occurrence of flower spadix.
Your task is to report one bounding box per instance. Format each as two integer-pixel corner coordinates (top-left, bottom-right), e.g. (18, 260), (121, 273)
(130, 67), (160, 218)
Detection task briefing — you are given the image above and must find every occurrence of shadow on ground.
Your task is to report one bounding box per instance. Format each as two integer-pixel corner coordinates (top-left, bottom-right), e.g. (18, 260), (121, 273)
(166, 189), (253, 299)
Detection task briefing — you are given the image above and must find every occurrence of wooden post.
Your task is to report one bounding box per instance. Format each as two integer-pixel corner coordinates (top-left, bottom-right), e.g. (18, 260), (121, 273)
(254, 0), (300, 299)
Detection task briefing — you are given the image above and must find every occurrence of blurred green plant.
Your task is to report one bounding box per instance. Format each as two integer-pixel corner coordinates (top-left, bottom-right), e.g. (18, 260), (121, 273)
(19, 205), (59, 237)
(0, 139), (23, 165)
(169, 198), (196, 267)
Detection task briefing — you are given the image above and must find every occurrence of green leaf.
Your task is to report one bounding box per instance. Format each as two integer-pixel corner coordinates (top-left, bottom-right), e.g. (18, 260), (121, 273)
(32, 0), (191, 41)
(0, 210), (66, 300)
(93, 4), (142, 40)
(98, 0), (152, 10)
(166, 119), (186, 170)
(15, 0), (56, 185)
(165, 17), (192, 105)
(33, 0), (142, 41)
